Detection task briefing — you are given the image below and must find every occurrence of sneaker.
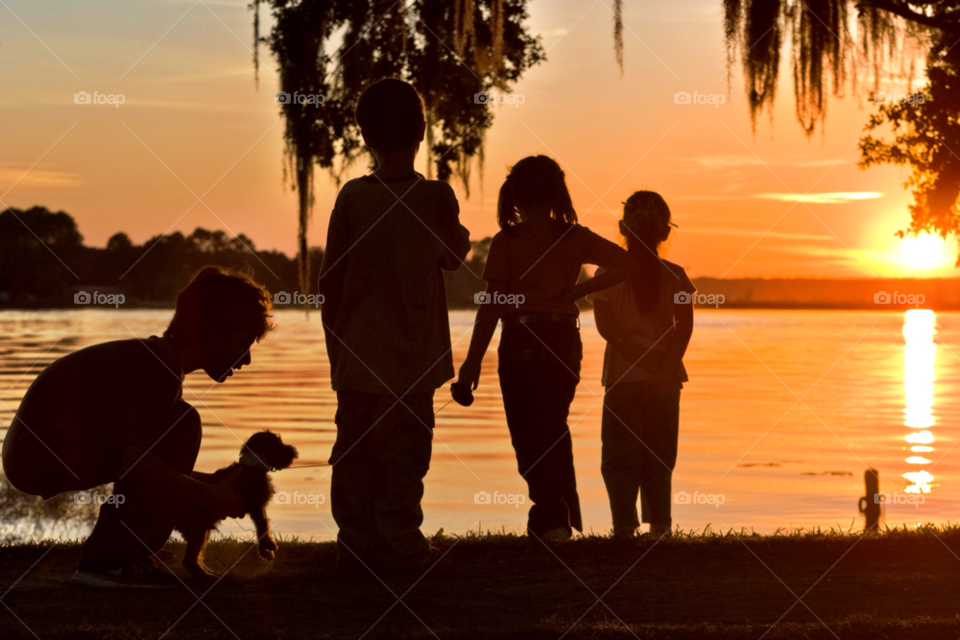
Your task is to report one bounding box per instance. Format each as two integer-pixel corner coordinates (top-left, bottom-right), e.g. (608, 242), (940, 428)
(648, 523), (673, 538)
(540, 527), (573, 542)
(73, 558), (180, 589)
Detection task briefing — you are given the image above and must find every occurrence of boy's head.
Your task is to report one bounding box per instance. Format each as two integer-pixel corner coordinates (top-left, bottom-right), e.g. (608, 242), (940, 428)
(356, 78), (425, 153)
(164, 266), (274, 382)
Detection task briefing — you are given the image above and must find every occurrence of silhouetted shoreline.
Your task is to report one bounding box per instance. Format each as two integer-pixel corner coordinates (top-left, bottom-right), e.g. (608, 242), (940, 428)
(1, 528), (957, 639)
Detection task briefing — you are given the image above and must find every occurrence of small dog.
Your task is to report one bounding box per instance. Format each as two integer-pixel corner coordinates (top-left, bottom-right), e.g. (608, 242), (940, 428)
(176, 430), (298, 579)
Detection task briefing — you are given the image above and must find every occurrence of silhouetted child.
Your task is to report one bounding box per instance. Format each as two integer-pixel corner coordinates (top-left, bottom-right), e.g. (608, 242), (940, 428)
(2, 266), (273, 587)
(319, 78), (470, 572)
(456, 156), (637, 541)
(589, 191), (693, 539)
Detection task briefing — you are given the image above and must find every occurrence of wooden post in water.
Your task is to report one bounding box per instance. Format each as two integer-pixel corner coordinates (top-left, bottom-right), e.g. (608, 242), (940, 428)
(858, 468), (881, 531)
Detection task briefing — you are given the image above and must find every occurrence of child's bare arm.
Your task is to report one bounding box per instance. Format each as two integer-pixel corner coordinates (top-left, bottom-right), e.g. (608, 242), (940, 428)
(457, 279), (509, 389)
(122, 447), (245, 518)
(562, 251), (639, 304)
(656, 300), (693, 377)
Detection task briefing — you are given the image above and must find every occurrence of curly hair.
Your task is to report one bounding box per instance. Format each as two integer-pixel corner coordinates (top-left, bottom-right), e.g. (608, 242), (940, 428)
(164, 266), (275, 344)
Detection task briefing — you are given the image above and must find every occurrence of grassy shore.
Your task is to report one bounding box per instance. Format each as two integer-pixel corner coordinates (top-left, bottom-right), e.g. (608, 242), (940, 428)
(2, 526), (960, 639)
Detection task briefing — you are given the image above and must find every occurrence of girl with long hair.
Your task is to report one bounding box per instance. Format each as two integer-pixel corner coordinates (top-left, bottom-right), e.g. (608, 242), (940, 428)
(590, 190), (694, 538)
(456, 156), (638, 541)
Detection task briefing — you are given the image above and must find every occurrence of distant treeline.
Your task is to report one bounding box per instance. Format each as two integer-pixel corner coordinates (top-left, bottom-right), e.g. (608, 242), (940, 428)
(0, 206), (489, 309)
(4, 206), (959, 311)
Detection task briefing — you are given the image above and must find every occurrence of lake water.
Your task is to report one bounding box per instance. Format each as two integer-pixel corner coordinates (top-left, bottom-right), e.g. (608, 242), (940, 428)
(1, 308), (957, 540)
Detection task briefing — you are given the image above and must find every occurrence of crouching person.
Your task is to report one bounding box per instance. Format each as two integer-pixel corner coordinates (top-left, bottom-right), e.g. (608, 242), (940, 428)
(1, 267), (274, 588)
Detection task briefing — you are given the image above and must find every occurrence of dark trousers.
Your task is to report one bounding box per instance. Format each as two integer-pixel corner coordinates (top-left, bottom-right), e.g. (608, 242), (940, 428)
(498, 320), (583, 536)
(3, 399), (202, 565)
(329, 390), (433, 570)
(601, 381), (680, 529)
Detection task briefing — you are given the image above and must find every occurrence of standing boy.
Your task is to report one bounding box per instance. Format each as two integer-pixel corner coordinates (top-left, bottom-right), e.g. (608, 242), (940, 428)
(319, 78), (470, 573)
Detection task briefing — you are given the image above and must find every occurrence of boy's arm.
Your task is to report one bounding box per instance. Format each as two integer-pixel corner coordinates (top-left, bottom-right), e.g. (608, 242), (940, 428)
(121, 446), (245, 518)
(438, 185), (471, 271)
(319, 197), (349, 342)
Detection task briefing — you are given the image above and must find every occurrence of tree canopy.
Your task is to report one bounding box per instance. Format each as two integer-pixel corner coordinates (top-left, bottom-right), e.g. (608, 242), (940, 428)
(722, 0), (960, 259)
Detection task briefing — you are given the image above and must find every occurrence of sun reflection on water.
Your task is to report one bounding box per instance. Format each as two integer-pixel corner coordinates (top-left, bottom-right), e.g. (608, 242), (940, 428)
(903, 309), (937, 494)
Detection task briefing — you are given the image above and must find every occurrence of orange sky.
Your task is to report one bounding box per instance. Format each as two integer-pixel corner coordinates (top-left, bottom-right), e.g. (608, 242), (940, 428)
(2, 0), (957, 278)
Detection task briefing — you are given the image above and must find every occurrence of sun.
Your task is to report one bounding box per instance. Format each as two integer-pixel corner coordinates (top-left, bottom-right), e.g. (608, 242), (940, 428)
(901, 233), (955, 271)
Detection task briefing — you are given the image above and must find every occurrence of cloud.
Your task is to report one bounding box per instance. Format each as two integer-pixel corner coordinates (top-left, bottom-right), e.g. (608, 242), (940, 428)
(0, 165), (82, 190)
(753, 192), (884, 204)
(683, 227), (835, 242)
(684, 154), (852, 170)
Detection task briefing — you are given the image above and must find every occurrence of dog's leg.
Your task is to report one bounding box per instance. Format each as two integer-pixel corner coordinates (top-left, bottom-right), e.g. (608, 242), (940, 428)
(182, 528), (221, 580)
(252, 506), (277, 561)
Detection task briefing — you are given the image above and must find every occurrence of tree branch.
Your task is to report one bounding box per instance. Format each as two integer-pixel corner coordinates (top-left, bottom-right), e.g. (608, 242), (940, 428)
(862, 0), (953, 31)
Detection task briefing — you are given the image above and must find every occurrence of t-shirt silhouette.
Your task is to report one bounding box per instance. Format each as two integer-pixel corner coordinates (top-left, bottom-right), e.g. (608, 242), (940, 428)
(320, 173), (470, 395)
(590, 260), (694, 387)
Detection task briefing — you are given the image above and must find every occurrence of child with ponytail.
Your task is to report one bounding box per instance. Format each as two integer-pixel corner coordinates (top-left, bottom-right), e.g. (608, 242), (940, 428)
(589, 191), (693, 539)
(456, 155), (638, 541)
